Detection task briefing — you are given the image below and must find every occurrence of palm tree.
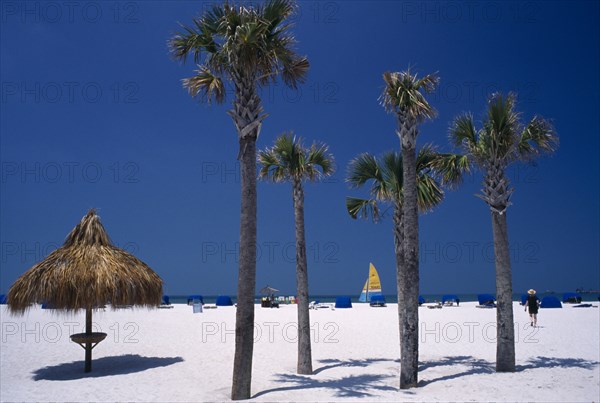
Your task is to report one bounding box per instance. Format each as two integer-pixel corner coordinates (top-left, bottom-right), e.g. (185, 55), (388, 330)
(380, 69), (439, 388)
(447, 92), (557, 372)
(169, 1), (309, 399)
(258, 133), (334, 375)
(346, 146), (466, 387)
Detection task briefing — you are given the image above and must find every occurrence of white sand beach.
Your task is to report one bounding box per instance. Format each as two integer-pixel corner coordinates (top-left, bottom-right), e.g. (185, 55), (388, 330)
(1, 302), (598, 402)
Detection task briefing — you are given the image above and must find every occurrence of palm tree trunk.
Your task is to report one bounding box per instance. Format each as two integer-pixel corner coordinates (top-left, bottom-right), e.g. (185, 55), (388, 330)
(491, 210), (515, 372)
(293, 178), (312, 374)
(400, 120), (420, 389)
(231, 136), (257, 400)
(231, 71), (261, 401)
(392, 203), (405, 351)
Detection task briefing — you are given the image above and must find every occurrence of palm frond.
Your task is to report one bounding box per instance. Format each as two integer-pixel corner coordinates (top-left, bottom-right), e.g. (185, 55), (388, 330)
(416, 173), (444, 212)
(346, 153), (383, 188)
(346, 146), (452, 220)
(170, 0), (309, 100)
(429, 153), (471, 188)
(263, 0), (296, 27)
(380, 69), (439, 122)
(182, 65), (226, 103)
(346, 197), (380, 222)
(416, 143), (439, 169)
(280, 56), (309, 89)
(518, 116), (558, 160)
(305, 142), (335, 181)
(258, 133), (334, 184)
(448, 91), (558, 213)
(486, 92), (520, 159)
(381, 151), (403, 198)
(258, 148), (284, 181)
(449, 113), (477, 151)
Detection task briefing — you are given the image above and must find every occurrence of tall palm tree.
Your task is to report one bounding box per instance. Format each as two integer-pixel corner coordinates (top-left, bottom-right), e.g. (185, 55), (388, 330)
(380, 69), (439, 388)
(169, 1), (309, 399)
(447, 92), (557, 372)
(258, 133), (334, 375)
(346, 146), (466, 384)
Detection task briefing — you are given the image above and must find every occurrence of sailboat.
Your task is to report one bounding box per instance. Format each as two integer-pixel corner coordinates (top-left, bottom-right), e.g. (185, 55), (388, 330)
(358, 263), (384, 302)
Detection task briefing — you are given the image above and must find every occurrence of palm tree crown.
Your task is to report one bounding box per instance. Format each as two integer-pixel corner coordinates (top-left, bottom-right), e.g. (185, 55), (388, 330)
(258, 133), (334, 182)
(380, 69), (439, 123)
(346, 145), (461, 221)
(449, 92), (557, 213)
(170, 0), (309, 105)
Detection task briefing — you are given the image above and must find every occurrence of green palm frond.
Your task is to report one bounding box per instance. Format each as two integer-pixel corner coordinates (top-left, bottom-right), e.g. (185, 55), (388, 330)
(263, 0), (296, 24)
(485, 93), (521, 159)
(346, 146), (452, 220)
(447, 92), (558, 212)
(449, 113), (477, 150)
(346, 197), (381, 221)
(416, 143), (439, 169)
(518, 116), (558, 160)
(182, 65), (225, 103)
(258, 148), (283, 181)
(306, 142), (335, 180)
(280, 56), (309, 89)
(258, 133), (335, 184)
(380, 69), (439, 122)
(416, 172), (444, 212)
(170, 0), (308, 97)
(381, 151), (403, 198)
(437, 153), (471, 188)
(346, 153), (382, 187)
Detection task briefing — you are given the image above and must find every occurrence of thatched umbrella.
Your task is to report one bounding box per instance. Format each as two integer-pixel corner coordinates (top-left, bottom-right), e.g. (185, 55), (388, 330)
(7, 209), (163, 372)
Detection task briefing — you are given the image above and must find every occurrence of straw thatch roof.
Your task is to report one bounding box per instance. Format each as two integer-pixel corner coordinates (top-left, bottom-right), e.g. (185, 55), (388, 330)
(8, 209), (163, 314)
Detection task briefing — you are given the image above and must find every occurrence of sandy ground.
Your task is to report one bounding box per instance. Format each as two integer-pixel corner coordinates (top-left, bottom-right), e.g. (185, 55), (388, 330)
(1, 302), (598, 402)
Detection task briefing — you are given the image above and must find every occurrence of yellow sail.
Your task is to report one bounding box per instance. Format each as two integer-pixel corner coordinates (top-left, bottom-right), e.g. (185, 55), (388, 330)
(359, 263), (383, 302)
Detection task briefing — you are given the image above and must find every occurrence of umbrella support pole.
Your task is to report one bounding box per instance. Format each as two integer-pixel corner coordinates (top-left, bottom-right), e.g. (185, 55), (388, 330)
(69, 309), (107, 373)
(85, 308), (92, 372)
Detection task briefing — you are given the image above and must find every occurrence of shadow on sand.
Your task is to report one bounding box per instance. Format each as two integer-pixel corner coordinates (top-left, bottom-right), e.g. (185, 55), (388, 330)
(255, 354), (599, 397)
(32, 354), (184, 381)
(313, 357), (398, 375)
(518, 356), (599, 371)
(418, 355), (599, 386)
(418, 355), (494, 386)
(254, 358), (398, 399)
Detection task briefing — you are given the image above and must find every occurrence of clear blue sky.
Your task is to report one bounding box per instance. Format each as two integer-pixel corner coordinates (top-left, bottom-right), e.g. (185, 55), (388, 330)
(1, 1), (599, 296)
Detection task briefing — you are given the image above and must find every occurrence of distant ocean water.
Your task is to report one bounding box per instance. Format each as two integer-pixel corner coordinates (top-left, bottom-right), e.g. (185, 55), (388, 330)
(165, 292), (600, 304)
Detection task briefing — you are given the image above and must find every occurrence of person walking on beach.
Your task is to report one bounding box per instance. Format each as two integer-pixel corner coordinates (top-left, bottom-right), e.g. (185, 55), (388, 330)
(524, 289), (540, 327)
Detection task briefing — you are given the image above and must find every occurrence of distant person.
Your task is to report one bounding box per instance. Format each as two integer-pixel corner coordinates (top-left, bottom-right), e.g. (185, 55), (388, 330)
(524, 289), (540, 327)
(456, 298), (460, 307)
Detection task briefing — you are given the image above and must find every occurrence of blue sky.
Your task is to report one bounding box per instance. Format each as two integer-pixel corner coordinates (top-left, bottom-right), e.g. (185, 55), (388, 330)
(1, 1), (599, 297)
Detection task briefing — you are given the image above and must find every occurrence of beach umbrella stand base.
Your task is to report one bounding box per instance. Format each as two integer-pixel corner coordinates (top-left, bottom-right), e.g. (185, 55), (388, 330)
(70, 332), (107, 372)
